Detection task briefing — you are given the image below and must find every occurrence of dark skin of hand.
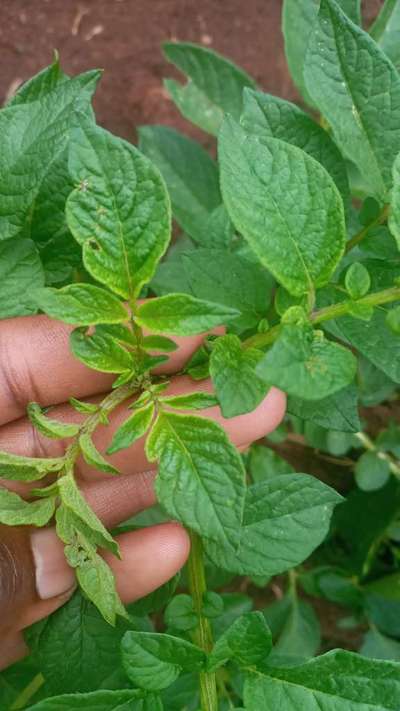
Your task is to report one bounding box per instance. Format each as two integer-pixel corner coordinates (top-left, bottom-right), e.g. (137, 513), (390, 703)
(0, 306), (286, 669)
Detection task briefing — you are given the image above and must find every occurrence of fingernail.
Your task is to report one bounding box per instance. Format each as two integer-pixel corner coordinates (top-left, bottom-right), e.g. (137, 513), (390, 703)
(30, 528), (76, 600)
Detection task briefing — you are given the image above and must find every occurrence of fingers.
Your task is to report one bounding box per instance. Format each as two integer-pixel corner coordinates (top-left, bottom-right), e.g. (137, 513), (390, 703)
(0, 378), (286, 485)
(0, 522), (189, 670)
(0, 313), (216, 426)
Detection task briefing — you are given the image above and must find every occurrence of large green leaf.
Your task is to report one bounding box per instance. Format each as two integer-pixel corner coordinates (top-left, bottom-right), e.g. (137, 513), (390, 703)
(146, 412), (245, 546)
(163, 42), (255, 135)
(152, 248), (274, 334)
(243, 649), (400, 710)
(0, 70), (99, 242)
(136, 294), (238, 336)
(66, 117), (170, 300)
(121, 631), (205, 691)
(370, 0), (400, 71)
(241, 89), (349, 207)
(219, 118), (345, 296)
(0, 239), (44, 319)
(205, 474), (341, 576)
(256, 325), (357, 400)
(210, 334), (269, 417)
(304, 0), (400, 199)
(138, 126), (230, 246)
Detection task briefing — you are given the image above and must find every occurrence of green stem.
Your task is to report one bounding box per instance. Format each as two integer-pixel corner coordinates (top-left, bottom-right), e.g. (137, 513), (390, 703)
(244, 286), (400, 350)
(345, 204), (389, 253)
(63, 382), (139, 472)
(187, 530), (218, 711)
(9, 673), (45, 710)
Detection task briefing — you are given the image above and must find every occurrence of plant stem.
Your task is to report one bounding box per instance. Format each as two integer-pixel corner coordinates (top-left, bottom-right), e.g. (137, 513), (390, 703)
(187, 530), (218, 711)
(345, 204), (389, 253)
(243, 285), (400, 350)
(9, 673), (45, 710)
(63, 382), (139, 472)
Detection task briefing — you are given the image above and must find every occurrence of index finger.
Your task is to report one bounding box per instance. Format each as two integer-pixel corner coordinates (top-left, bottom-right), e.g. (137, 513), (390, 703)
(0, 313), (213, 426)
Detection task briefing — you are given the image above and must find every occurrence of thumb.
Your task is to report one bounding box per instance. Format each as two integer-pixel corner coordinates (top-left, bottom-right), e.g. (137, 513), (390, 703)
(0, 525), (76, 637)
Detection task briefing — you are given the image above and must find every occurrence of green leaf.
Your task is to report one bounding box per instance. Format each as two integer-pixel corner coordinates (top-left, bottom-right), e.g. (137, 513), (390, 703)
(27, 590), (135, 694)
(163, 42), (255, 135)
(243, 649), (400, 709)
(245, 445), (294, 483)
(136, 294), (239, 336)
(79, 433), (120, 475)
(27, 402), (80, 440)
(241, 89), (349, 208)
(121, 631), (205, 691)
(138, 126), (230, 246)
(256, 325), (357, 400)
(389, 152), (400, 250)
(322, 262), (400, 382)
(142, 335), (178, 352)
(386, 306), (400, 334)
(0, 489), (55, 526)
(160, 392), (218, 410)
(219, 118), (345, 296)
(263, 594), (321, 662)
(58, 473), (119, 556)
(304, 0), (400, 199)
(0, 70), (99, 242)
(107, 403), (155, 455)
(211, 593), (253, 638)
(7, 55), (68, 106)
(0, 451), (63, 481)
(70, 398), (99, 414)
(345, 262), (371, 299)
(127, 574), (180, 617)
(288, 384), (361, 433)
(360, 628), (400, 662)
(202, 592), (224, 619)
(164, 594), (197, 632)
(146, 412), (245, 546)
(70, 326), (133, 374)
(282, 0), (361, 106)
(354, 451), (391, 492)
(0, 239), (44, 319)
(205, 474), (341, 576)
(208, 612), (272, 672)
(66, 117), (170, 300)
(153, 249), (274, 334)
(25, 689), (157, 711)
(210, 335), (269, 418)
(282, 0), (319, 105)
(76, 555), (126, 626)
(370, 0), (400, 71)
(33, 284), (128, 326)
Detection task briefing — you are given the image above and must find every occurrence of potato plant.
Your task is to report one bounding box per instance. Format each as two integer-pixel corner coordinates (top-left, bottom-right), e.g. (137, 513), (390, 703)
(1, 0), (400, 709)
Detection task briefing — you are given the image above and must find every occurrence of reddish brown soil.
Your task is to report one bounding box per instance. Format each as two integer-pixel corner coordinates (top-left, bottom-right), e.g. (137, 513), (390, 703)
(0, 0), (384, 146)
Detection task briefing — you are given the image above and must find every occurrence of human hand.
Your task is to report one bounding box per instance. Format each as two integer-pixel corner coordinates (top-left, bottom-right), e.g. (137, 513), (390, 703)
(0, 310), (286, 669)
